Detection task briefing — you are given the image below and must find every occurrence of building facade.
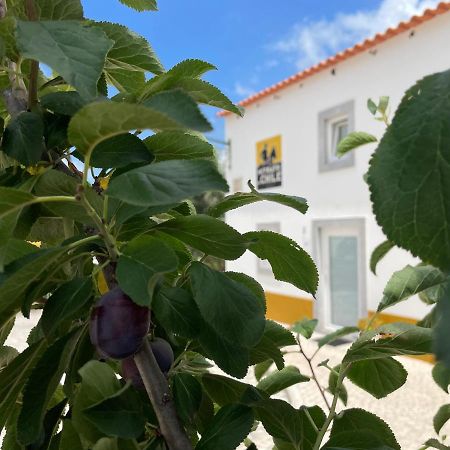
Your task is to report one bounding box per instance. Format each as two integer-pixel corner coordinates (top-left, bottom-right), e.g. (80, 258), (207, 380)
(221, 3), (450, 332)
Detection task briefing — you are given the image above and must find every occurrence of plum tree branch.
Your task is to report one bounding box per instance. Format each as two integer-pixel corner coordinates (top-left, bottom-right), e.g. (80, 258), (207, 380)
(312, 363), (350, 450)
(296, 336), (331, 411)
(134, 340), (193, 450)
(25, 0), (39, 111)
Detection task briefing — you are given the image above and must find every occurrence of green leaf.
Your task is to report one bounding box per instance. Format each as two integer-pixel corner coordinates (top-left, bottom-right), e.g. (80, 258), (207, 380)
(209, 182), (308, 217)
(189, 262), (265, 348)
(432, 362), (450, 393)
(143, 88), (211, 131)
(201, 374), (260, 406)
(140, 59), (217, 99)
(322, 430), (396, 449)
(255, 399), (325, 450)
(0, 340), (46, 430)
(347, 357), (407, 399)
(198, 324), (250, 378)
(256, 366), (309, 396)
(0, 345), (19, 368)
(72, 361), (122, 444)
(36, 0), (84, 20)
(336, 131), (377, 158)
(328, 365), (348, 406)
(17, 329), (81, 445)
(60, 419), (84, 450)
(367, 98), (378, 115)
(144, 131), (215, 162)
(434, 281), (450, 367)
(378, 96), (390, 115)
(95, 21), (163, 92)
(378, 265), (447, 312)
(175, 77), (243, 116)
(0, 317), (15, 346)
(0, 239), (39, 272)
(83, 384), (145, 439)
(158, 215), (247, 260)
(41, 91), (87, 116)
(370, 240), (395, 275)
(0, 17), (19, 61)
(118, 0), (158, 11)
(16, 21), (113, 100)
(424, 438), (450, 450)
(2, 111), (45, 165)
(434, 404), (450, 434)
(41, 278), (93, 337)
(0, 247), (69, 326)
(254, 360), (273, 382)
(92, 438), (119, 450)
(225, 271), (266, 312)
(329, 408), (400, 450)
(116, 235), (178, 306)
(244, 231), (318, 295)
(70, 101), (206, 162)
(152, 286), (202, 338)
(344, 323), (432, 363)
(291, 318), (318, 339)
(250, 320), (296, 371)
(33, 169), (103, 224)
(173, 373), (202, 424)
(196, 404), (254, 450)
(90, 133), (153, 168)
(367, 70), (450, 271)
(106, 159), (228, 207)
(317, 326), (359, 348)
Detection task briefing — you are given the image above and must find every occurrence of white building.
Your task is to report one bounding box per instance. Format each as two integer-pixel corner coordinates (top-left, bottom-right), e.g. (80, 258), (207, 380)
(220, 2), (450, 333)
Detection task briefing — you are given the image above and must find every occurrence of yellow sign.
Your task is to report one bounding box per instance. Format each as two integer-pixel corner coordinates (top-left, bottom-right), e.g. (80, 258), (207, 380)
(256, 135), (282, 189)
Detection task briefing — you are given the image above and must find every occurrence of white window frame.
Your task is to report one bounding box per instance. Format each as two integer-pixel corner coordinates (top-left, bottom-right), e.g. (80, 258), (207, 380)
(318, 101), (355, 172)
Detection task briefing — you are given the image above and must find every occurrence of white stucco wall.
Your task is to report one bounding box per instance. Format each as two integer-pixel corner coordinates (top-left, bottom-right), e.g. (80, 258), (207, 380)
(223, 12), (450, 323)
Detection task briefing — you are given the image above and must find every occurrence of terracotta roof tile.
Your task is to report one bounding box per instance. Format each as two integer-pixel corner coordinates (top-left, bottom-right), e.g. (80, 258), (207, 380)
(219, 2), (450, 117)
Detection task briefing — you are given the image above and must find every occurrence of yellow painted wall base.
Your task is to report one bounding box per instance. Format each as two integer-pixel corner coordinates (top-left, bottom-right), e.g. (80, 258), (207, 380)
(265, 291), (434, 363)
(265, 291), (312, 324)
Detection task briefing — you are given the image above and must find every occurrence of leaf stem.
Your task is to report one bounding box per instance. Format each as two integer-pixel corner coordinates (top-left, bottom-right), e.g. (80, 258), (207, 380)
(134, 340), (193, 450)
(297, 335), (331, 411)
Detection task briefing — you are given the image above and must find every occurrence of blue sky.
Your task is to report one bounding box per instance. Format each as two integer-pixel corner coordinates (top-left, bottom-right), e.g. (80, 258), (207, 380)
(84, 0), (440, 144)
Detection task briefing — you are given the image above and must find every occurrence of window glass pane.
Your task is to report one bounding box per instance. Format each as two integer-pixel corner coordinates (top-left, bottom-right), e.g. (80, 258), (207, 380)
(329, 236), (358, 327)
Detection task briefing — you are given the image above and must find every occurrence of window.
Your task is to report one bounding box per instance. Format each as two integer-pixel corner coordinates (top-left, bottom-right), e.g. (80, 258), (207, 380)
(257, 222), (280, 274)
(318, 101), (354, 172)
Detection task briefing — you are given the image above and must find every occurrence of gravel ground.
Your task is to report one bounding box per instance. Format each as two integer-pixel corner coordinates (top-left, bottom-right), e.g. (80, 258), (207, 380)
(4, 315), (449, 449)
(241, 336), (449, 450)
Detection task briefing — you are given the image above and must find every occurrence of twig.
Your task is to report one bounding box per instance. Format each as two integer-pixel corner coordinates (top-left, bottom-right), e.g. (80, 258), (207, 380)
(297, 335), (331, 411)
(77, 189), (119, 261)
(134, 340), (193, 450)
(312, 363), (350, 450)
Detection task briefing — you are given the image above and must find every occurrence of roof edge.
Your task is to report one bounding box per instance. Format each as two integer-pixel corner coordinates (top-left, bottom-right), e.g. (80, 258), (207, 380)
(219, 1), (450, 117)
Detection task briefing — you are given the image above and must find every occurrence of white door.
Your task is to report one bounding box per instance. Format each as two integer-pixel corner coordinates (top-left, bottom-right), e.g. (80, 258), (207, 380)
(316, 221), (366, 332)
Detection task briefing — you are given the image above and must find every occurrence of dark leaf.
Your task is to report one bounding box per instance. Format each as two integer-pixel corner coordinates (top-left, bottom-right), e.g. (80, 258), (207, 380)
(370, 240), (395, 275)
(116, 235), (179, 306)
(244, 231), (318, 295)
(16, 20), (113, 99)
(196, 404), (254, 450)
(173, 373), (202, 424)
(2, 111), (45, 165)
(158, 215), (247, 260)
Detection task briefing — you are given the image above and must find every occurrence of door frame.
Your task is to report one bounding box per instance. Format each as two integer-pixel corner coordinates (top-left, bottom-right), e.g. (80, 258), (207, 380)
(312, 218), (367, 333)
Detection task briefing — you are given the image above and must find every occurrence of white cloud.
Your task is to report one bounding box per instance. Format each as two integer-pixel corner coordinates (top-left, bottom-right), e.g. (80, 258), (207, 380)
(234, 82), (257, 98)
(272, 0), (441, 70)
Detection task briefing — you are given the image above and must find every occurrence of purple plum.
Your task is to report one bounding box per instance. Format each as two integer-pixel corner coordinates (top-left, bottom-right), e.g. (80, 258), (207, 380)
(89, 287), (150, 359)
